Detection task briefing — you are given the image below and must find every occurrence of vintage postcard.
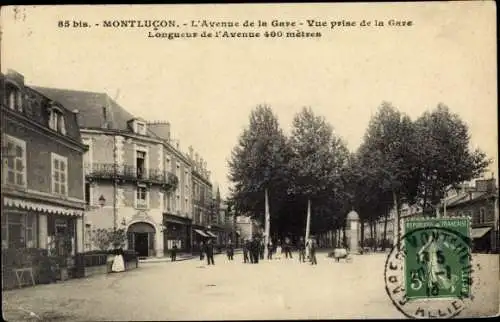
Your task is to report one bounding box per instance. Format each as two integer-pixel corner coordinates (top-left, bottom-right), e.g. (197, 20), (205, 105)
(1, 2), (498, 320)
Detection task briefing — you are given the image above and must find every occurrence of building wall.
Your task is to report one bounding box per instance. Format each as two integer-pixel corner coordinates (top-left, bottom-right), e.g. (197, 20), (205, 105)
(446, 200), (496, 225)
(4, 119), (84, 200)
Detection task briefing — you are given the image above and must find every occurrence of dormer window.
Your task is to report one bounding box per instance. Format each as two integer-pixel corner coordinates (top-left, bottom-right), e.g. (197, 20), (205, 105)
(136, 122), (146, 135)
(5, 83), (23, 112)
(48, 104), (66, 135)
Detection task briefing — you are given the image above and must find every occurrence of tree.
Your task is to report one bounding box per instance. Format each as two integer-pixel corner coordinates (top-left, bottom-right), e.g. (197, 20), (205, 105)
(288, 107), (348, 239)
(413, 104), (491, 215)
(357, 102), (418, 250)
(228, 105), (292, 227)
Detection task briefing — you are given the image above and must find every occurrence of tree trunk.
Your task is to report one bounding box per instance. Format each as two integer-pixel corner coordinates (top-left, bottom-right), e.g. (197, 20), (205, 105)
(373, 221), (378, 251)
(393, 189), (401, 252)
(383, 209), (389, 251)
(264, 188), (270, 258)
(360, 219), (365, 249)
(305, 198), (311, 257)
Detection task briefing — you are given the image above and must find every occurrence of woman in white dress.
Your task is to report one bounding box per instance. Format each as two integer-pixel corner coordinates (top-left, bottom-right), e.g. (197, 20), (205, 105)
(111, 248), (125, 273)
(276, 240), (282, 259)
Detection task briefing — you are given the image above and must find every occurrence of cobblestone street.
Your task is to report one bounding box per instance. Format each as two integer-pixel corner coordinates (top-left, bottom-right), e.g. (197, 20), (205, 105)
(2, 252), (498, 321)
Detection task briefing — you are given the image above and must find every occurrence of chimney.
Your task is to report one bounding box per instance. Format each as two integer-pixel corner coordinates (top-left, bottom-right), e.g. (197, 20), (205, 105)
(102, 106), (109, 129)
(195, 153), (199, 168)
(200, 157), (204, 170)
(189, 146), (194, 159)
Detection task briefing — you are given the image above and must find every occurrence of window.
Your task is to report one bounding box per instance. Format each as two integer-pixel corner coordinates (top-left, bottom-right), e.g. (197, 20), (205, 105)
(3, 135), (27, 187)
(176, 195), (180, 211)
(136, 151), (146, 179)
(136, 122), (146, 135)
(1, 213), (37, 249)
(49, 106), (66, 135)
(136, 185), (148, 208)
(52, 153), (68, 195)
(5, 84), (22, 111)
(479, 208), (486, 223)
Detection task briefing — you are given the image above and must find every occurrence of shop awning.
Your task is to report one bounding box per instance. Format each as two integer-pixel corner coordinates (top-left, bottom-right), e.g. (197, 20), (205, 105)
(471, 227), (492, 239)
(206, 231), (217, 238)
(3, 197), (83, 217)
(194, 229), (209, 237)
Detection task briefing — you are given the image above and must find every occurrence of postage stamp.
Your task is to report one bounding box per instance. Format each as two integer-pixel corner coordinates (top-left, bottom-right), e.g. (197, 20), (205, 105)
(384, 217), (477, 319)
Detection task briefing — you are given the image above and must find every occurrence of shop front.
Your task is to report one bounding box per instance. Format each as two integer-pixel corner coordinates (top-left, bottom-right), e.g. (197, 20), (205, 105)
(127, 222), (156, 257)
(192, 224), (209, 253)
(1, 197), (83, 289)
(163, 213), (191, 252)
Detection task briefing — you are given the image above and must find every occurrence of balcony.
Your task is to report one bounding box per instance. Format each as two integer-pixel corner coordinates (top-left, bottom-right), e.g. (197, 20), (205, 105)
(85, 163), (179, 191)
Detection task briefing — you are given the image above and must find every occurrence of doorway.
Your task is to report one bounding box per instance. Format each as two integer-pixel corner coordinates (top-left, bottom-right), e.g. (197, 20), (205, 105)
(135, 233), (149, 257)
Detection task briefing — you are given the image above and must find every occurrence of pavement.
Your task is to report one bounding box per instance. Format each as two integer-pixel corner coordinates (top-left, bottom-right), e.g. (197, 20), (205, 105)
(2, 252), (498, 321)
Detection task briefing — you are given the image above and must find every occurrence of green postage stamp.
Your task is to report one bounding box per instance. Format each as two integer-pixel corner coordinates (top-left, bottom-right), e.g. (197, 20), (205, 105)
(403, 217), (472, 300)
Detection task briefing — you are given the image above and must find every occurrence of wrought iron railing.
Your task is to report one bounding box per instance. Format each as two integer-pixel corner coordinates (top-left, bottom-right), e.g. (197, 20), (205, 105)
(84, 163), (178, 191)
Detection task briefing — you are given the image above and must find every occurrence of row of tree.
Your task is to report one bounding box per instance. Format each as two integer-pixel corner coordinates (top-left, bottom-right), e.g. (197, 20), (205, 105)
(227, 102), (491, 244)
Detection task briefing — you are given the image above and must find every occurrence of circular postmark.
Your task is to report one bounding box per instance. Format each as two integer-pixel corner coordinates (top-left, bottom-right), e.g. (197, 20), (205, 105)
(385, 225), (476, 319)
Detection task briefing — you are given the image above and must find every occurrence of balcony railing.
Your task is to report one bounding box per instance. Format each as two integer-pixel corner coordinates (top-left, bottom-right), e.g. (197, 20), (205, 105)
(85, 163), (178, 191)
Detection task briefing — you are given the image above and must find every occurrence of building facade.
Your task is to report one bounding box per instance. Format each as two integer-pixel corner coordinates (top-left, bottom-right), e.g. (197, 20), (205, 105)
(189, 150), (214, 251)
(1, 70), (86, 257)
(443, 178), (498, 253)
(34, 88), (185, 257)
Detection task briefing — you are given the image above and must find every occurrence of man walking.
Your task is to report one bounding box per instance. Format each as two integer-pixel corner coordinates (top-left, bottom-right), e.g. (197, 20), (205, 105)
(226, 241), (234, 260)
(310, 238), (318, 265)
(284, 237), (293, 259)
(171, 243), (178, 262)
(243, 240), (250, 263)
(259, 239), (265, 260)
(298, 237), (306, 263)
(199, 241), (205, 261)
(205, 239), (215, 265)
(251, 237), (259, 264)
(267, 240), (273, 260)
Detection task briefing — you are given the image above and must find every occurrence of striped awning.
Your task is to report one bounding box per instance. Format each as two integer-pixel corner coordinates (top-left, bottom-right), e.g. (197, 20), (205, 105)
(206, 231), (217, 238)
(194, 229), (209, 237)
(3, 197), (83, 217)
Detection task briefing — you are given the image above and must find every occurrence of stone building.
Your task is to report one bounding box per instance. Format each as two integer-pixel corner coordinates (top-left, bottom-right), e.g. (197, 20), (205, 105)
(1, 70), (86, 257)
(443, 178), (498, 253)
(33, 87), (185, 257)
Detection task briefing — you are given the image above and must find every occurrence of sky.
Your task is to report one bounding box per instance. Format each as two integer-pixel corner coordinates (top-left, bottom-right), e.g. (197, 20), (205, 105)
(1, 3), (497, 198)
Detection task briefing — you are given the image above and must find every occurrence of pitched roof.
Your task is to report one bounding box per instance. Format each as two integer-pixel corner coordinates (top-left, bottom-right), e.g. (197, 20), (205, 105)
(31, 86), (136, 131)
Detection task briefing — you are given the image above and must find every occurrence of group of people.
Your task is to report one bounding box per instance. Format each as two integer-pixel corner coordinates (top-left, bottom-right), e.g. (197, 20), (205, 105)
(198, 239), (216, 265)
(242, 237), (265, 263)
(193, 235), (318, 266)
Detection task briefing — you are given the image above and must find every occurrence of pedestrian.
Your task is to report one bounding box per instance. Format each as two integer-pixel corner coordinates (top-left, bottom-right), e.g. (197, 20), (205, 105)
(298, 237), (306, 263)
(284, 237), (293, 259)
(259, 240), (265, 260)
(243, 240), (250, 263)
(276, 240), (282, 259)
(310, 238), (317, 265)
(226, 241), (234, 260)
(171, 243), (178, 262)
(199, 241), (205, 261)
(267, 241), (273, 260)
(251, 237), (259, 264)
(205, 239), (215, 265)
